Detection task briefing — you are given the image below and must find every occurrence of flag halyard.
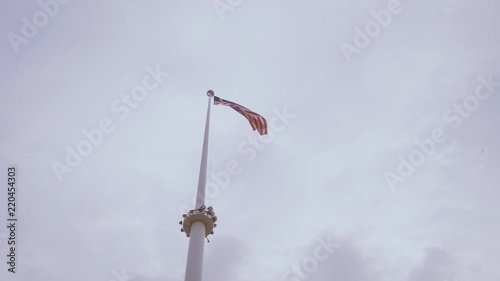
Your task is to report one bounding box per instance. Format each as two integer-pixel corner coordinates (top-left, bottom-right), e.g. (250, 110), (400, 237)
(214, 96), (268, 135)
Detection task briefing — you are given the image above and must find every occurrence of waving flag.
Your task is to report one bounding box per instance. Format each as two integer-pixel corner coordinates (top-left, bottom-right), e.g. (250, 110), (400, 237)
(214, 96), (268, 135)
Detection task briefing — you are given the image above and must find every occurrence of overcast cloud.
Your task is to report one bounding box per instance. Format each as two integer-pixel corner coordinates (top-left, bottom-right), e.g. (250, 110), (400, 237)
(1, 0), (499, 280)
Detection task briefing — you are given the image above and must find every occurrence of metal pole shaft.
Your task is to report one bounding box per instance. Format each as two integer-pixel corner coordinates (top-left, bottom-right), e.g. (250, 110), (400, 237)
(184, 221), (206, 281)
(195, 95), (212, 208)
(184, 93), (213, 281)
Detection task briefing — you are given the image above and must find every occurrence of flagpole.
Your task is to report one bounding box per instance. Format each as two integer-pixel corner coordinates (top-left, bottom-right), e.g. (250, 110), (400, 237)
(181, 90), (217, 281)
(195, 90), (213, 208)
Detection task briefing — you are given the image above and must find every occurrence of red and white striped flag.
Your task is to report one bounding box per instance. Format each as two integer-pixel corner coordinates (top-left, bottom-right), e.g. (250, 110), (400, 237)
(214, 96), (268, 135)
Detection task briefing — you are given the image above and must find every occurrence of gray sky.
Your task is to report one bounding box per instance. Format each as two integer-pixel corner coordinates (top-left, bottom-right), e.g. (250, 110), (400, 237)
(1, 0), (499, 280)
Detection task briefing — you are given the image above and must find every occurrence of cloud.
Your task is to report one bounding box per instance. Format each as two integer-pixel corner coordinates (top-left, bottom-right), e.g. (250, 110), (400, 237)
(407, 248), (456, 281)
(1, 0), (499, 281)
(204, 235), (250, 281)
(281, 230), (381, 281)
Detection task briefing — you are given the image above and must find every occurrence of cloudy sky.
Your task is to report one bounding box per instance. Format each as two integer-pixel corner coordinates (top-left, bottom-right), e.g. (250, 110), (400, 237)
(1, 0), (499, 280)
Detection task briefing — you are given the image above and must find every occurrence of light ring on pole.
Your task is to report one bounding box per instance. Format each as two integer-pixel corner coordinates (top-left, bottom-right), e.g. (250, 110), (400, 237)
(182, 212), (215, 237)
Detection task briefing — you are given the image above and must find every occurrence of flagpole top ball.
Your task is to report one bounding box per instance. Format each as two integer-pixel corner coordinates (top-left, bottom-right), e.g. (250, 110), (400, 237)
(207, 90), (214, 97)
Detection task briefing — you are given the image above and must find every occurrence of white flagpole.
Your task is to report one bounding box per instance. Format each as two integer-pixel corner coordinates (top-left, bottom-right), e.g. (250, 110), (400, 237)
(194, 91), (213, 208)
(182, 90), (217, 281)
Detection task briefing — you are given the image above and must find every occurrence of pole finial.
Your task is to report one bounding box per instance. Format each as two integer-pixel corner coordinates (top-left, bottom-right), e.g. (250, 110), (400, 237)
(207, 90), (214, 97)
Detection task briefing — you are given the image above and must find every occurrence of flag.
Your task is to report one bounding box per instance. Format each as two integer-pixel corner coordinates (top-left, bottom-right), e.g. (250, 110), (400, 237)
(214, 96), (268, 135)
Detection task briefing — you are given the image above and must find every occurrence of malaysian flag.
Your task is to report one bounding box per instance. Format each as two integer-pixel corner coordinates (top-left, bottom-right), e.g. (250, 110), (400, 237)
(214, 96), (268, 135)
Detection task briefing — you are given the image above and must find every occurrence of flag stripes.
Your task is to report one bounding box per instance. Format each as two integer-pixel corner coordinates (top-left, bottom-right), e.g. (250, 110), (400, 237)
(214, 96), (268, 135)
